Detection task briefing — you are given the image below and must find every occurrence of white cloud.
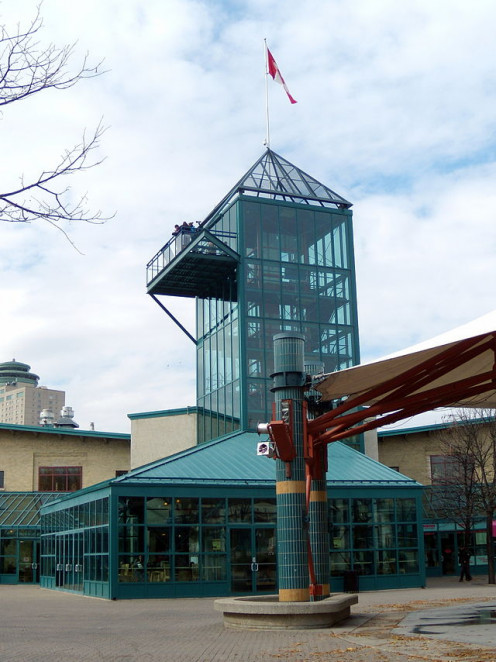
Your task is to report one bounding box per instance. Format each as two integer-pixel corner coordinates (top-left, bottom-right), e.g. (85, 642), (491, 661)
(1, 0), (496, 431)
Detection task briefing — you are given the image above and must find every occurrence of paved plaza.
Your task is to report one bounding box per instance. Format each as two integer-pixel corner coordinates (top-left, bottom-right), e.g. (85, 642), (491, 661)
(1, 577), (496, 661)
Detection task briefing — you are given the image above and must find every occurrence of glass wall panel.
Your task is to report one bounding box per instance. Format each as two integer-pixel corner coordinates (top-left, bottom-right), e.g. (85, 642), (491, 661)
(330, 496), (421, 580)
(202, 527), (225, 553)
(377, 550), (397, 575)
(228, 499), (252, 522)
(146, 497), (172, 524)
(174, 498), (199, 523)
(254, 499), (276, 523)
(202, 499), (226, 524)
(148, 528), (170, 553)
(118, 497), (144, 524)
(397, 499), (417, 522)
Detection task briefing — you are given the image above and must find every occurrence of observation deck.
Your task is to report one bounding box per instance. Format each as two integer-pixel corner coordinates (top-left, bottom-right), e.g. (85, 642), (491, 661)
(146, 228), (239, 299)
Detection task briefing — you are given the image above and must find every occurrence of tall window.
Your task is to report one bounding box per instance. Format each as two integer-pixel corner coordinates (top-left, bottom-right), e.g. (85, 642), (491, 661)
(430, 455), (462, 485)
(0, 470), (4, 488)
(38, 466), (82, 492)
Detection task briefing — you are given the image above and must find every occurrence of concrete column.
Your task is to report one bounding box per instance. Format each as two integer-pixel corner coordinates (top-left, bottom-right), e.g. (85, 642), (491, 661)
(272, 333), (308, 602)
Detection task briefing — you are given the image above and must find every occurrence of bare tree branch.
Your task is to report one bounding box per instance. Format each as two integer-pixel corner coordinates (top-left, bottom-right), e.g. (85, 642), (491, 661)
(436, 409), (496, 584)
(0, 4), (104, 106)
(0, 122), (108, 224)
(0, 4), (110, 230)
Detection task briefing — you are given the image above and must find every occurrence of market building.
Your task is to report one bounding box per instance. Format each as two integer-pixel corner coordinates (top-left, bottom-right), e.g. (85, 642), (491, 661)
(40, 432), (423, 599)
(36, 149), (428, 598)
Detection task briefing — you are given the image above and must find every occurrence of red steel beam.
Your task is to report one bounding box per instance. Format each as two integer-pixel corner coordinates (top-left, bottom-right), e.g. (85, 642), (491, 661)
(308, 334), (495, 436)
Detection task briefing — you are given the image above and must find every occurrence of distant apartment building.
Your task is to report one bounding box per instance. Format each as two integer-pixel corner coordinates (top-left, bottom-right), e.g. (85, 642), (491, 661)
(0, 360), (65, 427)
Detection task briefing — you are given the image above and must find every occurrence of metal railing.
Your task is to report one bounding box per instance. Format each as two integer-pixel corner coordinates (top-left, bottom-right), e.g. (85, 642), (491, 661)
(146, 229), (237, 284)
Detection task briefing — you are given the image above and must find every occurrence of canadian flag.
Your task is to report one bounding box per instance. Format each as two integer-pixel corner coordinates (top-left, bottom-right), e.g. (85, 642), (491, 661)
(267, 48), (297, 104)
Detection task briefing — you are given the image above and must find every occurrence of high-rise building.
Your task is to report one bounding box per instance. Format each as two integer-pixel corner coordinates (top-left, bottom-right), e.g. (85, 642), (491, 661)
(147, 150), (360, 443)
(0, 360), (65, 426)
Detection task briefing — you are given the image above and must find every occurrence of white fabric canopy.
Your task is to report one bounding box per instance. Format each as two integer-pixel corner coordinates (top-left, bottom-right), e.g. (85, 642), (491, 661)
(315, 311), (496, 409)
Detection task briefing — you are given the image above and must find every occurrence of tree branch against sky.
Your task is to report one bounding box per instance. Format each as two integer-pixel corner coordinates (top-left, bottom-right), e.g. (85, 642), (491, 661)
(0, 4), (108, 230)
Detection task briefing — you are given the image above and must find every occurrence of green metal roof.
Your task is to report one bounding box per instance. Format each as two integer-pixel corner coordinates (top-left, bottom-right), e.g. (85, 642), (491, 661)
(0, 492), (60, 527)
(128, 407), (198, 420)
(113, 431), (419, 487)
(0, 422), (130, 441)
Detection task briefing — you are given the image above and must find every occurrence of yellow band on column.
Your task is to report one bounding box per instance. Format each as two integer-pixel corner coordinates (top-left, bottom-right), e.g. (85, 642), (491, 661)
(276, 480), (306, 494)
(309, 490), (327, 502)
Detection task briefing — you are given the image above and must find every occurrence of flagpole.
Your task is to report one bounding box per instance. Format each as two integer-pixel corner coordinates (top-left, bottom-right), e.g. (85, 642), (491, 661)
(264, 38), (270, 149)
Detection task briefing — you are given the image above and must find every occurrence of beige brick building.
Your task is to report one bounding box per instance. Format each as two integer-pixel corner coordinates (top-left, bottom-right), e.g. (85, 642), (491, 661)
(128, 407), (197, 469)
(378, 424), (446, 485)
(0, 423), (130, 492)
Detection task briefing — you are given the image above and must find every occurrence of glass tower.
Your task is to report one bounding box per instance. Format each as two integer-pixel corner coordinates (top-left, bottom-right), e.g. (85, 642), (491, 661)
(146, 150), (360, 444)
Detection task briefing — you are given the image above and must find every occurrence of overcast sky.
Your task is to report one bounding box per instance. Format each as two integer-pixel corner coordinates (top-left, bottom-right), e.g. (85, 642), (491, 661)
(1, 0), (496, 432)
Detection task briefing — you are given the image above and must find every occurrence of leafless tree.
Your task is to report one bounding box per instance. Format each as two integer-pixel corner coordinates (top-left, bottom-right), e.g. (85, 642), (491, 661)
(0, 5), (108, 235)
(438, 409), (496, 584)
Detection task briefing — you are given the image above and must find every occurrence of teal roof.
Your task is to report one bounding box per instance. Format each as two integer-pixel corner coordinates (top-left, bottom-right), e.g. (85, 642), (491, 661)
(0, 422), (130, 441)
(114, 431), (419, 487)
(128, 407), (197, 420)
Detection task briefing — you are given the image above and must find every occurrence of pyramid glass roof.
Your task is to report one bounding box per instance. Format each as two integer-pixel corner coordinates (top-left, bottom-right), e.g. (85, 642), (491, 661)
(203, 149), (351, 226)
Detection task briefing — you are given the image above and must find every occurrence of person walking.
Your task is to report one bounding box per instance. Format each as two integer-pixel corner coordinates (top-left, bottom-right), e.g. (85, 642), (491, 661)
(458, 546), (472, 582)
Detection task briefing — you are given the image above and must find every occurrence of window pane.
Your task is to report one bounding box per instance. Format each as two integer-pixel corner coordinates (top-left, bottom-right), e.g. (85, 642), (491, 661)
(376, 524), (395, 548)
(228, 499), (251, 523)
(174, 498), (199, 523)
(202, 554), (227, 581)
(353, 550), (374, 575)
(330, 551), (350, 576)
(377, 550), (397, 575)
(329, 499), (349, 524)
(331, 525), (349, 549)
(148, 527), (170, 553)
(147, 556), (170, 582)
(146, 497), (172, 524)
(201, 499), (226, 524)
(118, 525), (144, 554)
(397, 498), (416, 522)
(254, 499), (276, 523)
(175, 554), (199, 582)
(353, 499), (372, 523)
(118, 497), (144, 524)
(397, 523), (417, 548)
(353, 525), (373, 549)
(202, 527), (225, 553)
(399, 550), (419, 574)
(175, 526), (199, 553)
(38, 466), (82, 492)
(376, 499), (395, 522)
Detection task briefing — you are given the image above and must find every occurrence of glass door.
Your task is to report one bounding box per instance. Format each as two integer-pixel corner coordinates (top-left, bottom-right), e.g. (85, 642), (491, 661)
(18, 540), (38, 583)
(254, 528), (276, 592)
(229, 527), (276, 594)
(55, 533), (84, 592)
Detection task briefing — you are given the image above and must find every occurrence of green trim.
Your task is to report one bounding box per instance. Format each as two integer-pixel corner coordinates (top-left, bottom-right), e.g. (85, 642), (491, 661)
(379, 416), (494, 439)
(0, 422), (130, 441)
(127, 407), (197, 420)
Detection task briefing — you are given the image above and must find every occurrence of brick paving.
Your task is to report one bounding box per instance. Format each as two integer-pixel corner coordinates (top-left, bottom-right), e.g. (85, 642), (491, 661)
(1, 578), (496, 661)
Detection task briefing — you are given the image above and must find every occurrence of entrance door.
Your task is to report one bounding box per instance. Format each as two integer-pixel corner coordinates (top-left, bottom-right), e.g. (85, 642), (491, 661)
(441, 534), (456, 575)
(18, 540), (38, 583)
(230, 527), (276, 593)
(55, 533), (84, 591)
